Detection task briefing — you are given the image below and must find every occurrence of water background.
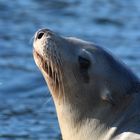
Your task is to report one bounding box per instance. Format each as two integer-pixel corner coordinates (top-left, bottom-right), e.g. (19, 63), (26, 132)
(0, 0), (140, 140)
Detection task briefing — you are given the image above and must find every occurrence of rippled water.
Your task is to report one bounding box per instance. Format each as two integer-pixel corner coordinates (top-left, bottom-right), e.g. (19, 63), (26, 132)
(0, 0), (140, 139)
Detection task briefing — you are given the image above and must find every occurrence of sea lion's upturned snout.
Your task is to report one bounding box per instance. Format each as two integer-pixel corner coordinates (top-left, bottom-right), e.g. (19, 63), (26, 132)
(33, 29), (97, 101)
(33, 29), (63, 97)
(33, 28), (140, 140)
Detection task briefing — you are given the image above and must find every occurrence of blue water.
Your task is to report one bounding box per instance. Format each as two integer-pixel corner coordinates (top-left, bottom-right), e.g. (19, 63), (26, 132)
(0, 0), (140, 139)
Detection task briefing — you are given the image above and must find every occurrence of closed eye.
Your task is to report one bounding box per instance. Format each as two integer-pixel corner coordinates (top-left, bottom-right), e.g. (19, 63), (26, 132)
(78, 56), (90, 70)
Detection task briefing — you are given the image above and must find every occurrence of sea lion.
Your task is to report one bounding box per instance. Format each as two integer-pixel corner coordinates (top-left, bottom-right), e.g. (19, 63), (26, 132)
(33, 28), (140, 140)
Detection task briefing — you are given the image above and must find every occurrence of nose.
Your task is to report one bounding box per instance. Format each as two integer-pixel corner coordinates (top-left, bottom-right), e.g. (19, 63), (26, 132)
(35, 28), (53, 40)
(37, 31), (44, 39)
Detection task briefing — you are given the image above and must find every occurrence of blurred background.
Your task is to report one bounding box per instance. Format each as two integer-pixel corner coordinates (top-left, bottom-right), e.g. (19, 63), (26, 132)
(0, 0), (140, 140)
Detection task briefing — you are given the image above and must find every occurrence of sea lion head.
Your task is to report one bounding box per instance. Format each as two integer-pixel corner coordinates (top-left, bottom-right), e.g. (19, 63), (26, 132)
(33, 28), (140, 111)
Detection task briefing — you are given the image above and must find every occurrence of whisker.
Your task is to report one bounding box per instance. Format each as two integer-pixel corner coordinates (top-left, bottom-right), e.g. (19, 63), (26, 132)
(37, 95), (52, 115)
(50, 44), (55, 91)
(40, 39), (65, 104)
(48, 43), (51, 79)
(56, 67), (61, 102)
(53, 42), (63, 103)
(43, 95), (52, 106)
(57, 54), (65, 104)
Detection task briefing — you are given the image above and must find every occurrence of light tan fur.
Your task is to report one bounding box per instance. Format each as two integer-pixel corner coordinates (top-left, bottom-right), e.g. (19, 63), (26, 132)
(33, 29), (140, 140)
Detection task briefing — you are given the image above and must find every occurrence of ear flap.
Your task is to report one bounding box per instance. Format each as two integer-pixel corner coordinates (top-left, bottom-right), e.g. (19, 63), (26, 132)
(101, 88), (115, 106)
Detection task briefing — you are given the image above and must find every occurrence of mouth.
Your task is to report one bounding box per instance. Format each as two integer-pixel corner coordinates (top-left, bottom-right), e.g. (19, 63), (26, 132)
(33, 49), (55, 79)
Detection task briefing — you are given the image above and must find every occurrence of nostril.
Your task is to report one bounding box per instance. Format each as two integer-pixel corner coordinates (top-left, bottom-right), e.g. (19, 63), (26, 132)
(37, 32), (44, 39)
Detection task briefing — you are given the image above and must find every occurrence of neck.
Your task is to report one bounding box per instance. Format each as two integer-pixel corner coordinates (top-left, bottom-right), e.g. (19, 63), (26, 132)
(54, 97), (131, 140)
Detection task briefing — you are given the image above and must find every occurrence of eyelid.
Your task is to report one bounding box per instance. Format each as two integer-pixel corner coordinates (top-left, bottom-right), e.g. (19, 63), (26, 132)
(78, 56), (90, 69)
